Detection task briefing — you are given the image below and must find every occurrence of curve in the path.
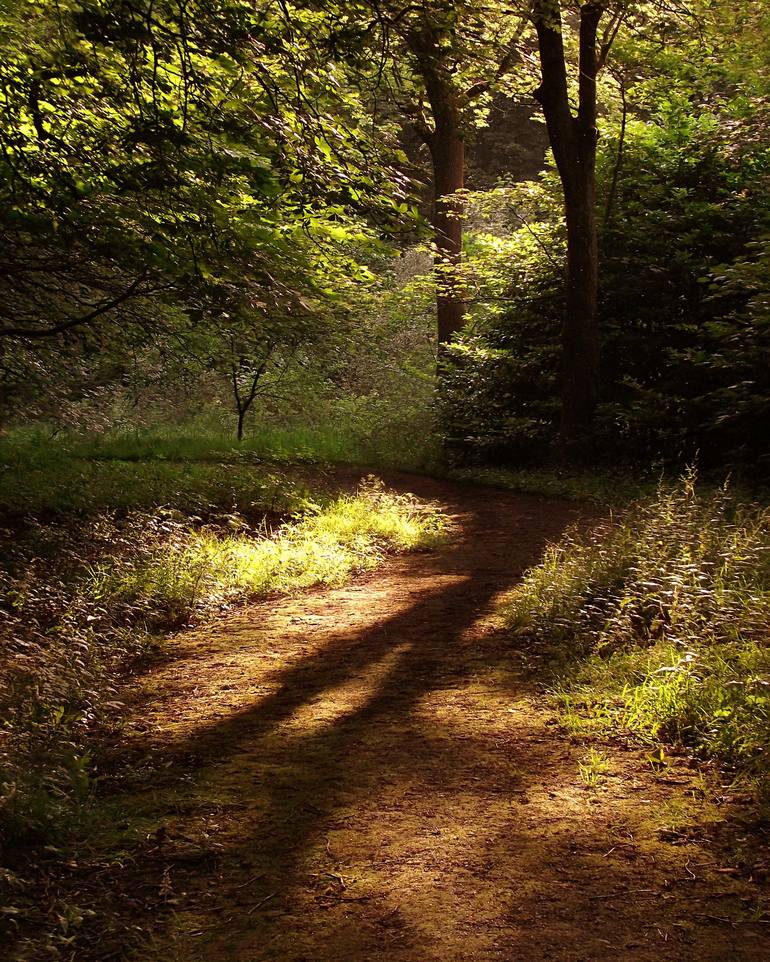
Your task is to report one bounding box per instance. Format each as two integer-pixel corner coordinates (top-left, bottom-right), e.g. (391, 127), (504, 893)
(124, 473), (769, 962)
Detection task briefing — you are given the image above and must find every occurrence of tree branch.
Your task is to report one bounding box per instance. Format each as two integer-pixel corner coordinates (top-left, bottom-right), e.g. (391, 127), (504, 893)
(0, 274), (149, 339)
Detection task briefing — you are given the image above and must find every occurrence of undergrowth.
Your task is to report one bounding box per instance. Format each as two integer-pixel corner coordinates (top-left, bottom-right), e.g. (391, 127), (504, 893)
(0, 477), (447, 854)
(0, 420), (440, 513)
(503, 471), (770, 787)
(0, 440), (310, 518)
(86, 478), (447, 627)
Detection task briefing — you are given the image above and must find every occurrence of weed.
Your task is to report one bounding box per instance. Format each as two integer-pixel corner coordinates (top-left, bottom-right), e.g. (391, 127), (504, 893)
(578, 748), (611, 788)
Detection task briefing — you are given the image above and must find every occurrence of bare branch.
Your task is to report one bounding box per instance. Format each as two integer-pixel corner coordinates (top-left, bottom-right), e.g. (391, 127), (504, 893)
(0, 274), (150, 340)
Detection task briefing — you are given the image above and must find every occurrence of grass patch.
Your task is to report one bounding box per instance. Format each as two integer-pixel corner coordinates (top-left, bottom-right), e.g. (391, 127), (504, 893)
(0, 423), (362, 465)
(86, 477), (448, 627)
(62, 424), (365, 465)
(502, 471), (770, 786)
(0, 434), (315, 519)
(446, 464), (652, 505)
(0, 418), (440, 513)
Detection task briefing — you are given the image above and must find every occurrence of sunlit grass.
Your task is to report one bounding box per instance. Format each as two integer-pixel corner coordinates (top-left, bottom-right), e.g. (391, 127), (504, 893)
(578, 748), (610, 789)
(87, 479), (448, 622)
(503, 471), (770, 782)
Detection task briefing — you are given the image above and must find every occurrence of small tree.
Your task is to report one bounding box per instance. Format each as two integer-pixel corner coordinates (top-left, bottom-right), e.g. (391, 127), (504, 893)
(227, 336), (300, 442)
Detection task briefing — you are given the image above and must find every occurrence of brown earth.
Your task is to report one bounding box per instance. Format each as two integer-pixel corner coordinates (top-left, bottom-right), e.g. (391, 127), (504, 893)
(111, 472), (770, 961)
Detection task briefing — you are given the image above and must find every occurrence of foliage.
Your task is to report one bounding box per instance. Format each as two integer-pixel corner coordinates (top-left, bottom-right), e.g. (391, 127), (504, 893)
(338, 0), (527, 136)
(437, 5), (770, 470)
(0, 0), (411, 421)
(503, 473), (770, 781)
(594, 101), (770, 466)
(438, 178), (564, 460)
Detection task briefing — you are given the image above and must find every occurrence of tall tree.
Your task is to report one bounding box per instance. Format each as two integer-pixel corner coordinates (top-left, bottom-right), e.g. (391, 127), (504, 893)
(348, 2), (521, 347)
(403, 20), (469, 345)
(530, 0), (624, 442)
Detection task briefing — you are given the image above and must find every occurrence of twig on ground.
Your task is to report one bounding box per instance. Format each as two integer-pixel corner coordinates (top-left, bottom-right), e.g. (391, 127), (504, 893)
(247, 892), (277, 916)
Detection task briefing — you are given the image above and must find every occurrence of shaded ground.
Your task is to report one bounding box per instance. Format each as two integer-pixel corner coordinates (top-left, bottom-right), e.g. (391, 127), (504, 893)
(108, 472), (769, 960)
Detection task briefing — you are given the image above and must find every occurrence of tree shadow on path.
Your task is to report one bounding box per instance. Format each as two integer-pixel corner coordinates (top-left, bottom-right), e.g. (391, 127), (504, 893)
(120, 480), (597, 958)
(120, 477), (770, 962)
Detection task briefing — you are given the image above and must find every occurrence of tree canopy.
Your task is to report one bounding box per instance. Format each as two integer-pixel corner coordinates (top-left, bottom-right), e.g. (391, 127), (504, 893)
(1, 0), (768, 464)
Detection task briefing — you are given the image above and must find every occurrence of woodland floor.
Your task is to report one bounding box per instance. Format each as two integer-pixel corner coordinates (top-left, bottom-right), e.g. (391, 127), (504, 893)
(96, 472), (770, 961)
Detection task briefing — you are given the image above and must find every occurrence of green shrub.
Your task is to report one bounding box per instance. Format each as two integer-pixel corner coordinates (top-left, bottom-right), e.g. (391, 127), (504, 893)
(440, 107), (770, 471)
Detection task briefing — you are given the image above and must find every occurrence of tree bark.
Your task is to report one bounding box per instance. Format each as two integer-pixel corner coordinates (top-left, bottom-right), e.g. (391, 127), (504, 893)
(562, 172), (599, 436)
(430, 122), (466, 345)
(405, 26), (467, 348)
(533, 0), (604, 443)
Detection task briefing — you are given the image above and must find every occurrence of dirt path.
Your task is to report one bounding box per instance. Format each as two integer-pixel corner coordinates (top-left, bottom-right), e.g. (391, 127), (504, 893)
(118, 473), (769, 961)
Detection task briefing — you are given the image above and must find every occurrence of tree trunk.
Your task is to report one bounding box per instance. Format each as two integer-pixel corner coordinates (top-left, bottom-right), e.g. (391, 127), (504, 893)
(236, 407), (245, 442)
(430, 124), (466, 345)
(533, 0), (603, 445)
(562, 156), (599, 438)
(405, 26), (467, 349)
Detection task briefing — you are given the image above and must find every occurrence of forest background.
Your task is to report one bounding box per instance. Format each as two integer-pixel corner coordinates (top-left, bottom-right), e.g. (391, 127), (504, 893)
(2, 0), (767, 474)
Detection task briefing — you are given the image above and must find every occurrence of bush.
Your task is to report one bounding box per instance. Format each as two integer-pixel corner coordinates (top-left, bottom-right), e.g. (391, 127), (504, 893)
(441, 105), (770, 471)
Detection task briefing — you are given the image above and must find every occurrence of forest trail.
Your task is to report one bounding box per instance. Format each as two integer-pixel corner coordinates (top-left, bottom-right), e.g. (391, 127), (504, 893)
(121, 473), (769, 962)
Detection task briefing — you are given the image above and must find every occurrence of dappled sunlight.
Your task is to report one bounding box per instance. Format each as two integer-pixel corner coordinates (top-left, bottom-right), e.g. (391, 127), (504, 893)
(133, 570), (474, 746)
(277, 642), (413, 736)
